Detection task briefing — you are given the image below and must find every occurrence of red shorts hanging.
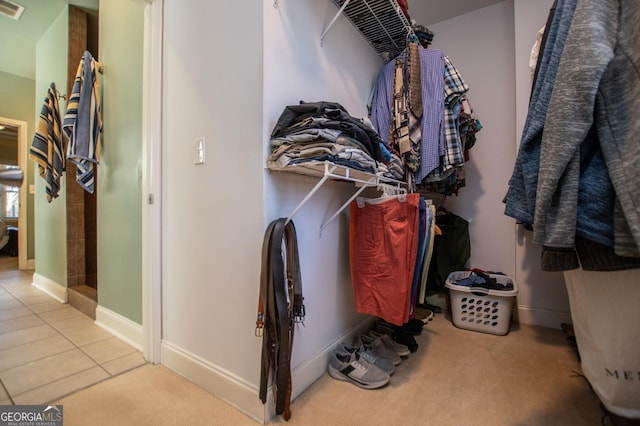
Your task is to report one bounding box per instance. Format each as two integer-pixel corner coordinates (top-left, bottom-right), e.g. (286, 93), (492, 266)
(349, 193), (420, 326)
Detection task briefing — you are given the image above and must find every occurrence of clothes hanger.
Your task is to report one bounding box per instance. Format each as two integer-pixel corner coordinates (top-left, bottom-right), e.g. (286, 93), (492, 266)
(355, 184), (407, 207)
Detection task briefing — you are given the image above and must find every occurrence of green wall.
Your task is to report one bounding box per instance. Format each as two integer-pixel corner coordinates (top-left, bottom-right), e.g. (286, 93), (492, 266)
(33, 8), (69, 286)
(0, 27), (36, 80)
(0, 71), (36, 255)
(28, 0), (144, 325)
(97, 0), (144, 324)
(0, 71), (36, 259)
(0, 72), (34, 139)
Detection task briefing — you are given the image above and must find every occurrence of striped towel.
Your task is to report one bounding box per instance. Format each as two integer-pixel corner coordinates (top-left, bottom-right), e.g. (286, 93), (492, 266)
(29, 82), (64, 202)
(63, 51), (102, 193)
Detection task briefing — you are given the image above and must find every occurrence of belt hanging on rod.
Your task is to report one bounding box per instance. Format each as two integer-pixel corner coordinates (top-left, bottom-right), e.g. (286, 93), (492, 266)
(256, 218), (305, 421)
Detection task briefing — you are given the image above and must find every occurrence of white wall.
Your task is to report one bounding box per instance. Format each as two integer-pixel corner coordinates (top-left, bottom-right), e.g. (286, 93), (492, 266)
(263, 0), (382, 365)
(428, 2), (518, 281)
(161, 0), (381, 421)
(428, 0), (571, 328)
(161, 0), (266, 421)
(513, 0), (571, 328)
(261, 0), (385, 414)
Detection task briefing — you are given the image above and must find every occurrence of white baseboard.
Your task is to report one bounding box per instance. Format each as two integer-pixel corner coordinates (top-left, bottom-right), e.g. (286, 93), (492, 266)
(95, 305), (144, 352)
(161, 341), (265, 423)
(27, 259), (35, 270)
(31, 273), (67, 303)
(288, 318), (372, 398)
(161, 317), (373, 424)
(515, 305), (573, 329)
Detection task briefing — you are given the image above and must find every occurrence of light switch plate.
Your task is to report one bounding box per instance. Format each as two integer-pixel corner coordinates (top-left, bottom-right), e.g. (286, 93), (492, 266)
(194, 137), (205, 165)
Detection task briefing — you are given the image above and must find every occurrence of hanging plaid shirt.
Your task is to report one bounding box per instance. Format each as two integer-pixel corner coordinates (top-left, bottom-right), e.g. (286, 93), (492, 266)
(415, 48), (445, 183)
(419, 55), (469, 185)
(442, 55), (468, 168)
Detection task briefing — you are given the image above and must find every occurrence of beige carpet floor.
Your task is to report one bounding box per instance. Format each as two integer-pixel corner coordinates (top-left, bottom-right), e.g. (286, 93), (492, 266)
(56, 315), (607, 425)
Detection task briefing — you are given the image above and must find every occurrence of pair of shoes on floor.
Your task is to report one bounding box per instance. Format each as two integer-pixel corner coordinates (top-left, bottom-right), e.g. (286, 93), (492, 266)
(374, 320), (419, 353)
(360, 334), (402, 366)
(338, 342), (395, 375)
(376, 318), (424, 336)
(420, 309), (435, 323)
(328, 347), (390, 389)
(368, 330), (410, 357)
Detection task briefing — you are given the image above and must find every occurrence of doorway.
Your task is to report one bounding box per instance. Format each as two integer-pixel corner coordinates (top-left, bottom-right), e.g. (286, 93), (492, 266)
(0, 117), (28, 272)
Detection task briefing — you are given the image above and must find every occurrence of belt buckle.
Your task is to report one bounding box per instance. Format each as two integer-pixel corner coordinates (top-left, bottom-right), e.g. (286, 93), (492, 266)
(293, 303), (306, 326)
(255, 313), (264, 337)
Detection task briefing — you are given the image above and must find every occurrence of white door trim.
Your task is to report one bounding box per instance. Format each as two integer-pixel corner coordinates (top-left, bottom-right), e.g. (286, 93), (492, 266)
(0, 116), (28, 271)
(140, 0), (163, 363)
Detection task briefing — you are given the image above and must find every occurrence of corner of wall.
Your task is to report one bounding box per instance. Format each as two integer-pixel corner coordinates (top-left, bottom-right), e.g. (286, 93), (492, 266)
(31, 272), (67, 303)
(514, 305), (572, 330)
(95, 305), (144, 352)
(160, 316), (373, 424)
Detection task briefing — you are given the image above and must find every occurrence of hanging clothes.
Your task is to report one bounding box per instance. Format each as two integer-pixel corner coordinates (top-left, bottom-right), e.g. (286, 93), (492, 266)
(425, 210), (471, 293)
(418, 203), (437, 305)
(63, 50), (102, 194)
(30, 82), (64, 202)
(505, 0), (640, 271)
(504, 0), (577, 227)
(533, 0), (640, 265)
(369, 44), (481, 197)
(349, 193), (420, 326)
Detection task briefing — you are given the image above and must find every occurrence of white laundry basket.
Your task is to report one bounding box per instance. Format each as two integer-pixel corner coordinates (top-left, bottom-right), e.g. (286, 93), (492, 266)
(445, 271), (518, 336)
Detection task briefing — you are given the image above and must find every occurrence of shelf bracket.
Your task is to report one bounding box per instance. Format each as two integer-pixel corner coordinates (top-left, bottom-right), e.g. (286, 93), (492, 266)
(320, 0), (352, 47)
(284, 163), (339, 226)
(319, 180), (374, 237)
(276, 161), (405, 234)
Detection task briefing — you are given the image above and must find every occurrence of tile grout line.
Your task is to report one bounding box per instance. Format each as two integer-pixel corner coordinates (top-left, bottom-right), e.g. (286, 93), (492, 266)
(40, 363), (149, 406)
(0, 377), (15, 405)
(1, 282), (113, 400)
(1, 271), (146, 404)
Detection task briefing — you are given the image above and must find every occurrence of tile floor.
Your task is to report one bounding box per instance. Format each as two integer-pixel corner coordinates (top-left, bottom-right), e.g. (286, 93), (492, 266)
(0, 257), (146, 405)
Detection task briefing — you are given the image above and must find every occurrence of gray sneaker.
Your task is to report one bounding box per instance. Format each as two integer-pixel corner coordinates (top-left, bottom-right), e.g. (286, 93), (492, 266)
(328, 350), (390, 389)
(360, 334), (402, 366)
(338, 342), (395, 375)
(369, 330), (411, 357)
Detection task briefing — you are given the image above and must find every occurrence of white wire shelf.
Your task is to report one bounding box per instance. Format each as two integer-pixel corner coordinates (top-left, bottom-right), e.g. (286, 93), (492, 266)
(267, 160), (406, 235)
(323, 0), (415, 60)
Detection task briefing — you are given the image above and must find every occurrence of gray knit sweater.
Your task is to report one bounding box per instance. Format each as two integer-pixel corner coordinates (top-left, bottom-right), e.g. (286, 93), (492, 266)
(534, 0), (640, 268)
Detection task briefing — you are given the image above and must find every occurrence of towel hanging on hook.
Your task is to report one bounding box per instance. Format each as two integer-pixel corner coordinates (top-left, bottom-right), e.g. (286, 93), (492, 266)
(63, 50), (102, 194)
(30, 82), (64, 202)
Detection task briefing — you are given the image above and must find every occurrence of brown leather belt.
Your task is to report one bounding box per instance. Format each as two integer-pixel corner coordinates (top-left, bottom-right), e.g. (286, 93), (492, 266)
(256, 218), (305, 421)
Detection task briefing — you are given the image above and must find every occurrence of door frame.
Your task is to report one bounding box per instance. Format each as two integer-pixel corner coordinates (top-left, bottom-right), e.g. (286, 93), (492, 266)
(140, 0), (163, 364)
(0, 116), (28, 271)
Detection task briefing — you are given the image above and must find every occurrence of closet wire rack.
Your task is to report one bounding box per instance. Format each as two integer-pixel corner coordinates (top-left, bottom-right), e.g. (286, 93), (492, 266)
(323, 0), (415, 60)
(267, 160), (405, 235)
